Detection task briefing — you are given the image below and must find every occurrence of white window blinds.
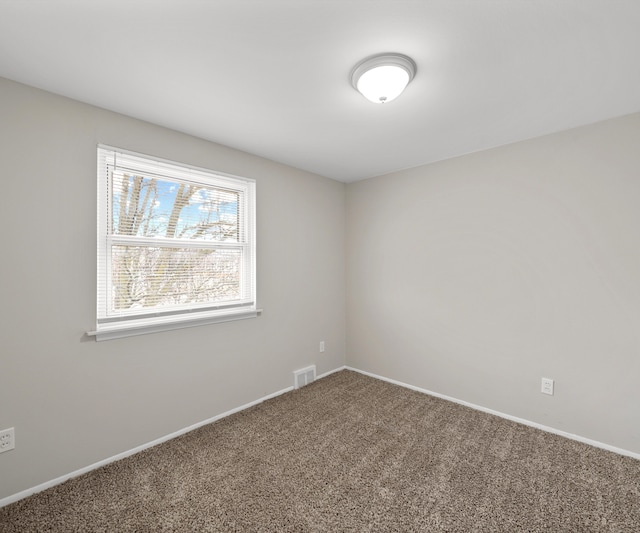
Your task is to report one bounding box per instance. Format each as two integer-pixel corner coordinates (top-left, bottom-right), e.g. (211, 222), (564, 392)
(93, 146), (256, 340)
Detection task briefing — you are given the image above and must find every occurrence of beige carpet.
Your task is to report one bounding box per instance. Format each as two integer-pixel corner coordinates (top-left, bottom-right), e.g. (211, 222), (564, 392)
(1, 370), (639, 532)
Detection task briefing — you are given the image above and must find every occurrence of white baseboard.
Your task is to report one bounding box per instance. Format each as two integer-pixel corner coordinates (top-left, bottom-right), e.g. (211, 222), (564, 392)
(0, 383), (297, 509)
(4, 363), (635, 509)
(0, 365), (349, 509)
(316, 365), (347, 381)
(346, 366), (640, 461)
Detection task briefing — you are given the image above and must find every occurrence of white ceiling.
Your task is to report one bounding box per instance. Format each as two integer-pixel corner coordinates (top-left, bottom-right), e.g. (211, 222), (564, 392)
(1, 1), (639, 182)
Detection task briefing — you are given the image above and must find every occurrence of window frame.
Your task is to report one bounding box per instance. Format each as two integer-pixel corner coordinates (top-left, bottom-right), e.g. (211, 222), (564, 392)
(90, 145), (257, 341)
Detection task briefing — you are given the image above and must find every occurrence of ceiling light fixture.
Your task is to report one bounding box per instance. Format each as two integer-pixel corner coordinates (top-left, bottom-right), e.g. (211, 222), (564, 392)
(351, 53), (417, 104)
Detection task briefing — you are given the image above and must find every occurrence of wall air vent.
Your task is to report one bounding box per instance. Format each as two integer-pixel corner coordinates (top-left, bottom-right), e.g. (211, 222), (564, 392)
(293, 365), (316, 389)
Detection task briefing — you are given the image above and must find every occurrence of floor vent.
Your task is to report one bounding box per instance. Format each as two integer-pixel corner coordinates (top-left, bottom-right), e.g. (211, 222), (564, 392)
(293, 365), (316, 389)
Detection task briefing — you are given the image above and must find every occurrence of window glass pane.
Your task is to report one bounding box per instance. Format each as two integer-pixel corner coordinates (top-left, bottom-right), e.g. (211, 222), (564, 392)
(112, 172), (239, 242)
(96, 145), (256, 338)
(111, 245), (241, 313)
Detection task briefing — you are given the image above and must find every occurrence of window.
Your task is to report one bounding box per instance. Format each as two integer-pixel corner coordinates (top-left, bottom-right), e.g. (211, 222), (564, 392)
(91, 146), (256, 340)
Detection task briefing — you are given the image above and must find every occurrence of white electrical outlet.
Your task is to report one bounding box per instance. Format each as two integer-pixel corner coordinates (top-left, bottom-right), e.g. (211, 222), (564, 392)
(319, 341), (325, 353)
(0, 427), (15, 453)
(541, 378), (554, 396)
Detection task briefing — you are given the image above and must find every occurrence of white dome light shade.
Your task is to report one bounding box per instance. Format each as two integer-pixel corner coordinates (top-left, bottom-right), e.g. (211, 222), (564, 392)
(351, 53), (416, 104)
(357, 66), (409, 103)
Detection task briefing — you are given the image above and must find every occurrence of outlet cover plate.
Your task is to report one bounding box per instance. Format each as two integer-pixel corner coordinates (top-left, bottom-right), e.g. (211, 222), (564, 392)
(0, 427), (15, 453)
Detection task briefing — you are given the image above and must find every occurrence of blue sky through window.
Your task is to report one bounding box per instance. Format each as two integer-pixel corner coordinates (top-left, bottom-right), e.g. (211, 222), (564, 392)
(112, 172), (239, 242)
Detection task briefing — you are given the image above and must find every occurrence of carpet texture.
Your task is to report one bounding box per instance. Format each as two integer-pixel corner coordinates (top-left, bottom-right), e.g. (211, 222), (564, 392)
(1, 370), (639, 532)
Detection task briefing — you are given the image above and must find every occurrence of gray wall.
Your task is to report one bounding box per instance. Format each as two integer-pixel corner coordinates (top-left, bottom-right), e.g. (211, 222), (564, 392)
(2, 74), (639, 502)
(0, 78), (346, 500)
(346, 112), (640, 454)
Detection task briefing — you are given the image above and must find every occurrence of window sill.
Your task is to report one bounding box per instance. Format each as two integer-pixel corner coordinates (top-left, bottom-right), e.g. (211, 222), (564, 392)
(87, 307), (262, 341)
